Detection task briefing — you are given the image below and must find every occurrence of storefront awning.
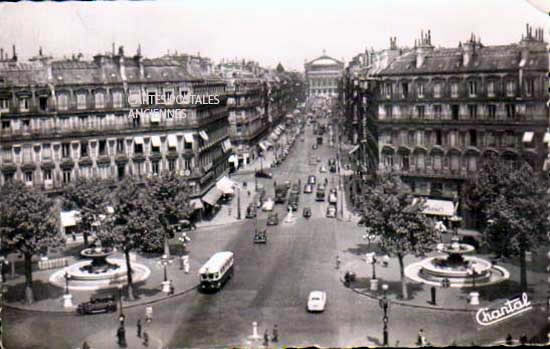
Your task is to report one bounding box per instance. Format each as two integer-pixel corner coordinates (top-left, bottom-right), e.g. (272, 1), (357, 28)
(414, 198), (455, 217)
(190, 198), (204, 210)
(199, 130), (209, 141)
(167, 134), (178, 148)
(151, 135), (161, 147)
(134, 136), (144, 145)
(183, 133), (194, 144)
(61, 210), (80, 227)
(202, 186), (223, 206)
(522, 131), (534, 143)
(349, 145), (360, 155)
(216, 176), (238, 195)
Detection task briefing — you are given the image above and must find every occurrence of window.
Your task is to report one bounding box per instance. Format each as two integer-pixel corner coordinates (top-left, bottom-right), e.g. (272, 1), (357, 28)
(94, 92), (105, 109)
(43, 169), (52, 181)
(0, 98), (8, 112)
(433, 154), (442, 170)
(506, 81), (515, 97)
(42, 144), (51, 160)
(24, 171), (33, 184)
(469, 130), (477, 146)
(113, 91), (123, 108)
(488, 105), (497, 119)
(148, 91), (157, 105)
(468, 81), (477, 96)
(184, 159), (191, 170)
(401, 82), (408, 98)
(486, 132), (495, 147)
(416, 105), (425, 119)
(80, 142), (88, 157)
(39, 96), (48, 111)
(449, 131), (457, 146)
(433, 105), (442, 119)
(63, 169), (72, 184)
(506, 104), (516, 119)
(416, 131), (423, 145)
(526, 79), (534, 97)
(468, 156), (477, 172)
(152, 161), (159, 175)
(164, 90), (173, 104)
(436, 130), (442, 146)
(117, 165), (125, 179)
(19, 98), (29, 112)
(487, 81), (495, 97)
(134, 143), (143, 154)
(2, 120), (10, 129)
(433, 83), (441, 98)
(77, 93), (86, 109)
(62, 143), (70, 158)
(468, 105), (478, 119)
(385, 83), (392, 98)
(402, 154), (409, 171)
(385, 105), (392, 118)
(116, 139), (124, 154)
(451, 105), (460, 120)
(99, 140), (107, 156)
(57, 94), (68, 110)
(417, 82), (424, 97)
(451, 83), (458, 98)
(408, 131), (415, 146)
(168, 159), (176, 172)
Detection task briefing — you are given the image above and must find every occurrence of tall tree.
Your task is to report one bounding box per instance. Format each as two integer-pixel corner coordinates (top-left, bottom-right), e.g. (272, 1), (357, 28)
(360, 173), (437, 299)
(480, 162), (549, 290)
(62, 178), (114, 246)
(98, 177), (158, 301)
(0, 182), (63, 304)
(145, 173), (193, 256)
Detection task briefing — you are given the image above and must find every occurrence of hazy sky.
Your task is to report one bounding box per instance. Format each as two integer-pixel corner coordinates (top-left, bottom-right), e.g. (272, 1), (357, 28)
(0, 0), (548, 71)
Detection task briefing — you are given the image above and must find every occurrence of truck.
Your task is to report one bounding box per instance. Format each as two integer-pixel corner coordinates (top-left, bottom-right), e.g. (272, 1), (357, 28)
(275, 184), (288, 204)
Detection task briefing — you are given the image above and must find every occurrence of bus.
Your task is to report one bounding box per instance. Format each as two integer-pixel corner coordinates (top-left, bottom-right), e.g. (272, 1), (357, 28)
(199, 251), (234, 292)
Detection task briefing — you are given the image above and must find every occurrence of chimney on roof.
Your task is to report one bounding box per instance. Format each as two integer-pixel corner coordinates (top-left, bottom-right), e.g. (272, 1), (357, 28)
(0, 48), (3, 60)
(39, 47), (43, 56)
(415, 30), (433, 68)
(12, 45), (17, 62)
(112, 42), (115, 56)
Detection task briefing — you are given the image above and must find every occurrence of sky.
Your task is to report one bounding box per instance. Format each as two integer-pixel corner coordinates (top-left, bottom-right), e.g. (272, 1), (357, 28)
(0, 0), (548, 71)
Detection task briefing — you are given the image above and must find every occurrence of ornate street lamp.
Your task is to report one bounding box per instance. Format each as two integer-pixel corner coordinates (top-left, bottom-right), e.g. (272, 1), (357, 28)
(63, 271), (71, 295)
(378, 283), (390, 347)
(158, 254), (173, 293)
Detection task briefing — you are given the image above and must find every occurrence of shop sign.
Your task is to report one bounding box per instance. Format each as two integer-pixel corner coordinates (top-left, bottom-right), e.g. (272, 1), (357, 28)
(475, 293), (532, 326)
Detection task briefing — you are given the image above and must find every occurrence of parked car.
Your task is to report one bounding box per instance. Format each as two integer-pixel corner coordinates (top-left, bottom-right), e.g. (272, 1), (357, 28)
(77, 295), (117, 315)
(304, 184), (313, 193)
(312, 144), (318, 150)
(255, 171), (273, 179)
(307, 291), (327, 312)
(319, 166), (327, 173)
(308, 175), (316, 185)
(326, 206), (337, 218)
(262, 197), (275, 211)
(303, 207), (312, 218)
(267, 212), (279, 226)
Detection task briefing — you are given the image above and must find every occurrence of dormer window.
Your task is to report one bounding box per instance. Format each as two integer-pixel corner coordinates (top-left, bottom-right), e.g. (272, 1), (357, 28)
(94, 92), (105, 109)
(468, 81), (477, 96)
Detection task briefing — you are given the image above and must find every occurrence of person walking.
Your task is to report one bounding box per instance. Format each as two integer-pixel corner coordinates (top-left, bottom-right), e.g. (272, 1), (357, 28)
(417, 329), (426, 346)
(263, 329), (270, 347)
(271, 324), (278, 343)
(169, 280), (175, 295)
(335, 255), (341, 270)
(137, 319), (142, 338)
(505, 334), (513, 345)
(142, 331), (149, 347)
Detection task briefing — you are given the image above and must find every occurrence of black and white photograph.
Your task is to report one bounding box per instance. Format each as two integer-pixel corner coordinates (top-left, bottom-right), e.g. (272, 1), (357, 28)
(0, 0), (549, 348)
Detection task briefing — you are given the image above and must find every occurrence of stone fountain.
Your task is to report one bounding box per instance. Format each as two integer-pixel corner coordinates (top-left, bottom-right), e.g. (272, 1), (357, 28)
(405, 236), (509, 288)
(49, 244), (150, 291)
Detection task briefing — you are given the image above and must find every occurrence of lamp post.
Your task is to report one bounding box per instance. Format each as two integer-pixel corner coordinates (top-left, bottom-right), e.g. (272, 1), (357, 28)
(379, 283), (390, 347)
(237, 186), (241, 220)
(0, 286), (7, 349)
(159, 254), (173, 293)
(64, 271), (71, 295)
(118, 285), (124, 318)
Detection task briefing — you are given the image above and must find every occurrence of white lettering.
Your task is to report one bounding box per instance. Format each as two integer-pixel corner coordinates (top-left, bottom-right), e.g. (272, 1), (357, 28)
(475, 292), (532, 326)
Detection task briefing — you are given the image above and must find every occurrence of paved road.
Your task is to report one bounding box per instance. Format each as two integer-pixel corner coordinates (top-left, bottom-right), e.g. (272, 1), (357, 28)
(4, 123), (544, 348)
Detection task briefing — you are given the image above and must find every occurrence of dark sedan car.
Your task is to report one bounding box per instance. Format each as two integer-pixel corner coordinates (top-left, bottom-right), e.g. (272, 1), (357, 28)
(255, 171), (273, 179)
(77, 295), (117, 315)
(303, 207), (312, 218)
(267, 212), (279, 226)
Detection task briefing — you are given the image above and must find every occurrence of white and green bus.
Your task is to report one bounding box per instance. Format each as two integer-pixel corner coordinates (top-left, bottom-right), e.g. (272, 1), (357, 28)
(198, 251), (234, 292)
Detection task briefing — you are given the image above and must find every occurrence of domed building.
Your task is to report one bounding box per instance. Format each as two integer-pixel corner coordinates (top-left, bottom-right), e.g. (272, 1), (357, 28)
(304, 51), (344, 98)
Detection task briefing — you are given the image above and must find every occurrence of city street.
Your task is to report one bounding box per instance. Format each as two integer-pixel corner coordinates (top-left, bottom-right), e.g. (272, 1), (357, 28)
(5, 122), (543, 348)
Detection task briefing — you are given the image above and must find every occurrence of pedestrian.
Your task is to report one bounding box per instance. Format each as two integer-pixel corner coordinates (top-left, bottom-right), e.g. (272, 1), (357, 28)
(263, 329), (270, 346)
(417, 329), (426, 346)
(143, 331), (149, 347)
(137, 319), (142, 338)
(335, 255), (341, 269)
(519, 333), (528, 345)
(145, 306), (153, 323)
(169, 280), (175, 295)
(505, 334), (513, 345)
(272, 324), (278, 342)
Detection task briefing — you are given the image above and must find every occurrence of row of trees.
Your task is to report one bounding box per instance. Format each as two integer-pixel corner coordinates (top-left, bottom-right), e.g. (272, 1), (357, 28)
(0, 174), (193, 304)
(360, 157), (549, 299)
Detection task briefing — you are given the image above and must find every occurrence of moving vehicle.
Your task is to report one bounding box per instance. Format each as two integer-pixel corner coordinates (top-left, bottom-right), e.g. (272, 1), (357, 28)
(246, 204), (257, 219)
(255, 171), (273, 179)
(328, 192), (338, 205)
(275, 184), (288, 204)
(304, 184), (313, 193)
(316, 189), (325, 202)
(267, 212), (279, 226)
(254, 230), (267, 244)
(199, 251), (234, 292)
(307, 291), (327, 312)
(262, 197), (275, 211)
(319, 166), (327, 173)
(288, 194), (299, 211)
(77, 295), (117, 315)
(326, 205), (337, 218)
(303, 207), (312, 218)
(308, 175), (316, 185)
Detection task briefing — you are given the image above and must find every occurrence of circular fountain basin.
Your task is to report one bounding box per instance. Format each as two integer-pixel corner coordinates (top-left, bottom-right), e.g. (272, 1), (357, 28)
(49, 258), (151, 291)
(437, 242), (475, 255)
(405, 256), (509, 288)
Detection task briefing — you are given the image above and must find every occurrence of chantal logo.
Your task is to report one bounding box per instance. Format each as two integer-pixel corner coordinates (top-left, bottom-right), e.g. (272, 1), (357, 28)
(475, 292), (532, 326)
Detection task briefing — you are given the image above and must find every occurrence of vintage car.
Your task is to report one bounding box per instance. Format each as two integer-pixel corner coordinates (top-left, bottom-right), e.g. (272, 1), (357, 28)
(246, 204), (257, 219)
(253, 229), (267, 244)
(267, 212), (279, 226)
(307, 291), (327, 312)
(77, 295), (117, 315)
(303, 207), (312, 218)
